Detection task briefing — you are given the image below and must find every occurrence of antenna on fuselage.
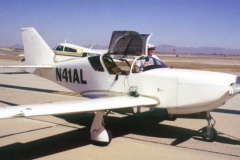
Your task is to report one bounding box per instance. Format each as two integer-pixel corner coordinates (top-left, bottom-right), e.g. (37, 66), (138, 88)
(90, 43), (95, 49)
(64, 39), (72, 43)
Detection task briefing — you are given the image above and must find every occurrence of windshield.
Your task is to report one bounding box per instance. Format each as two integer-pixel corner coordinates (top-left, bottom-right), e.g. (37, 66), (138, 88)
(133, 56), (168, 73)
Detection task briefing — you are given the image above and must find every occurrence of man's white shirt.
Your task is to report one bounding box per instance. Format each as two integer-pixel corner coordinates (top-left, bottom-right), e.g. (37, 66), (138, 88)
(135, 55), (160, 72)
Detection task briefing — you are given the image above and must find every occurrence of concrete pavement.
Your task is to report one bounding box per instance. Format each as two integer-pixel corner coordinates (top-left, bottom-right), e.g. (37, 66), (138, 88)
(0, 60), (240, 159)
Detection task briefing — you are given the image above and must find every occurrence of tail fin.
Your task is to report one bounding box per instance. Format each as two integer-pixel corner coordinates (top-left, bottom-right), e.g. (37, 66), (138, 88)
(21, 28), (55, 66)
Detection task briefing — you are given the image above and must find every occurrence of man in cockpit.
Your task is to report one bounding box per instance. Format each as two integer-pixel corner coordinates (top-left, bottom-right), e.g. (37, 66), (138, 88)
(134, 44), (159, 73)
(134, 44), (160, 113)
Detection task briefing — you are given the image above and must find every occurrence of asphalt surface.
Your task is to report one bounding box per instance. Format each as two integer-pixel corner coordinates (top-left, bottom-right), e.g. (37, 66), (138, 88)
(0, 59), (240, 160)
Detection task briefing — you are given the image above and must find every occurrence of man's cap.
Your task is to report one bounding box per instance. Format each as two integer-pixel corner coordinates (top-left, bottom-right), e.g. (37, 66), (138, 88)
(148, 44), (156, 49)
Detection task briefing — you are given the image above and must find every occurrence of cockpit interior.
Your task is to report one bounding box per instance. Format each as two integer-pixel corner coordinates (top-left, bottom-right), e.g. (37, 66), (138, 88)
(88, 55), (168, 75)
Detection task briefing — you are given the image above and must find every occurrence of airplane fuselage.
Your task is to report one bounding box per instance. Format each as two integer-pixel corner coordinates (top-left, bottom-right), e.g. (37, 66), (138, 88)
(37, 54), (237, 114)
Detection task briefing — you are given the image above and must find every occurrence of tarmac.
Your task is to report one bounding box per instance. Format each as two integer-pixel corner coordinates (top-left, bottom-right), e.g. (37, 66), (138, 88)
(0, 59), (240, 159)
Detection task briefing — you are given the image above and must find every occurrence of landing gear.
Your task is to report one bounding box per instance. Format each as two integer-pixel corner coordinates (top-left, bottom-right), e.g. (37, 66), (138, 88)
(202, 111), (217, 142)
(164, 114), (177, 121)
(90, 111), (112, 146)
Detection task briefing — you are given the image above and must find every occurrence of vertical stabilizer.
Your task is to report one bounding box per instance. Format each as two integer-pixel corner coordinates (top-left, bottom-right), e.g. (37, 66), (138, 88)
(21, 28), (55, 66)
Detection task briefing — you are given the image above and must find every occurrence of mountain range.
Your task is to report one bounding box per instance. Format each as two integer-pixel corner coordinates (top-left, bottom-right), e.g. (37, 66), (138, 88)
(87, 44), (240, 54)
(155, 45), (240, 54)
(4, 44), (240, 54)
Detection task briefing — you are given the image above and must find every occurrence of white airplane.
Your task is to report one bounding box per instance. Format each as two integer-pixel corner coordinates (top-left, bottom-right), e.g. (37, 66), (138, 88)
(53, 43), (107, 62)
(1, 28), (240, 145)
(20, 42), (107, 62)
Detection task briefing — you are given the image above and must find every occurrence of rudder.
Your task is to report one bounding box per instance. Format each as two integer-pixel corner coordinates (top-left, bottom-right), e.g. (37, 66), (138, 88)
(21, 28), (55, 66)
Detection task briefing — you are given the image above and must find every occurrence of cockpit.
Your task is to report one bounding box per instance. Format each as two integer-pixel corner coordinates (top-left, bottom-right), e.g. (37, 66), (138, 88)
(88, 30), (169, 75)
(132, 56), (168, 73)
(88, 55), (168, 75)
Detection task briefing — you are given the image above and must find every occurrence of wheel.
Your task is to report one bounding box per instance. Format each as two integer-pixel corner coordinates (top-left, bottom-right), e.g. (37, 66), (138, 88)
(202, 127), (217, 142)
(91, 128), (112, 146)
(107, 129), (112, 143)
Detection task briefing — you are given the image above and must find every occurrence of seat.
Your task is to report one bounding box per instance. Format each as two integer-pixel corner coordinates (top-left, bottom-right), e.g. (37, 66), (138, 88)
(103, 56), (122, 74)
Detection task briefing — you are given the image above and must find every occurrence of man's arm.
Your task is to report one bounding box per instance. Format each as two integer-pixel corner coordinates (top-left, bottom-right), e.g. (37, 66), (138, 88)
(134, 65), (140, 73)
(134, 60), (144, 73)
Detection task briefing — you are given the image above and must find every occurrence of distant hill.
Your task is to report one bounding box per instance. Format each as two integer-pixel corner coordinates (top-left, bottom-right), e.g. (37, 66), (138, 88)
(83, 44), (108, 50)
(83, 44), (240, 54)
(5, 43), (240, 54)
(155, 45), (240, 54)
(9, 44), (23, 49)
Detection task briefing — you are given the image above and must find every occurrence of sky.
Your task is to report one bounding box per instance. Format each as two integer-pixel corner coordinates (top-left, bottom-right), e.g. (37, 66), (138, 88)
(0, 0), (240, 49)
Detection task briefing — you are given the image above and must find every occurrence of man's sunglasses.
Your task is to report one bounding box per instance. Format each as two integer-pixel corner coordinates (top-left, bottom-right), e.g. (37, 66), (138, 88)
(149, 48), (155, 51)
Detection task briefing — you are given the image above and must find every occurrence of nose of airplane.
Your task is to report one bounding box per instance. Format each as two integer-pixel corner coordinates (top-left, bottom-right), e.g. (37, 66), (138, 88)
(229, 76), (240, 94)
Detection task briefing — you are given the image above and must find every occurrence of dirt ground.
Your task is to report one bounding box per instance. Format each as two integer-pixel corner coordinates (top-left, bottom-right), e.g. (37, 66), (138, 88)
(158, 54), (240, 75)
(0, 50), (23, 61)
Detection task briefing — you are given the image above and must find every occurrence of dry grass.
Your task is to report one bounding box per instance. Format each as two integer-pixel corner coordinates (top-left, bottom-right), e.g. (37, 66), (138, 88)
(1, 50), (240, 74)
(159, 54), (240, 74)
(166, 62), (240, 72)
(0, 54), (23, 61)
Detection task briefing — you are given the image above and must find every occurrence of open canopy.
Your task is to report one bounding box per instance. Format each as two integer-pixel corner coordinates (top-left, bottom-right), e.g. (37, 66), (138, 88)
(108, 31), (152, 57)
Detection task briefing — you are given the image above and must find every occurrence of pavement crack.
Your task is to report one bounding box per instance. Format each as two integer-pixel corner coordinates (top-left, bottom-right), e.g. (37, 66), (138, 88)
(25, 117), (84, 129)
(0, 126), (53, 138)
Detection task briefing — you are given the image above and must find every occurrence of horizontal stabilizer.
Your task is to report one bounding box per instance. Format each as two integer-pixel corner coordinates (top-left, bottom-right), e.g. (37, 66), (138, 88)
(0, 96), (159, 119)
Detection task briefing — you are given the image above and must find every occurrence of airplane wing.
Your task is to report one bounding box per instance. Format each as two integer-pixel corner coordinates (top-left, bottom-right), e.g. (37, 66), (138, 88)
(92, 49), (108, 54)
(0, 96), (159, 119)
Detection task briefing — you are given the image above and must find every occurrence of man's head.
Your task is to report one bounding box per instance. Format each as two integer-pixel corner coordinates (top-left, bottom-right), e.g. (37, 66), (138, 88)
(148, 44), (156, 56)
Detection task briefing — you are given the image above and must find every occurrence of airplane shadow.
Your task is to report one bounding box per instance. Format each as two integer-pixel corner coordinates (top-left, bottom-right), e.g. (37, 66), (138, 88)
(0, 100), (18, 106)
(0, 111), (240, 159)
(0, 71), (29, 75)
(0, 84), (83, 98)
(60, 110), (240, 147)
(212, 108), (240, 116)
(104, 114), (240, 146)
(0, 127), (90, 159)
(0, 84), (58, 94)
